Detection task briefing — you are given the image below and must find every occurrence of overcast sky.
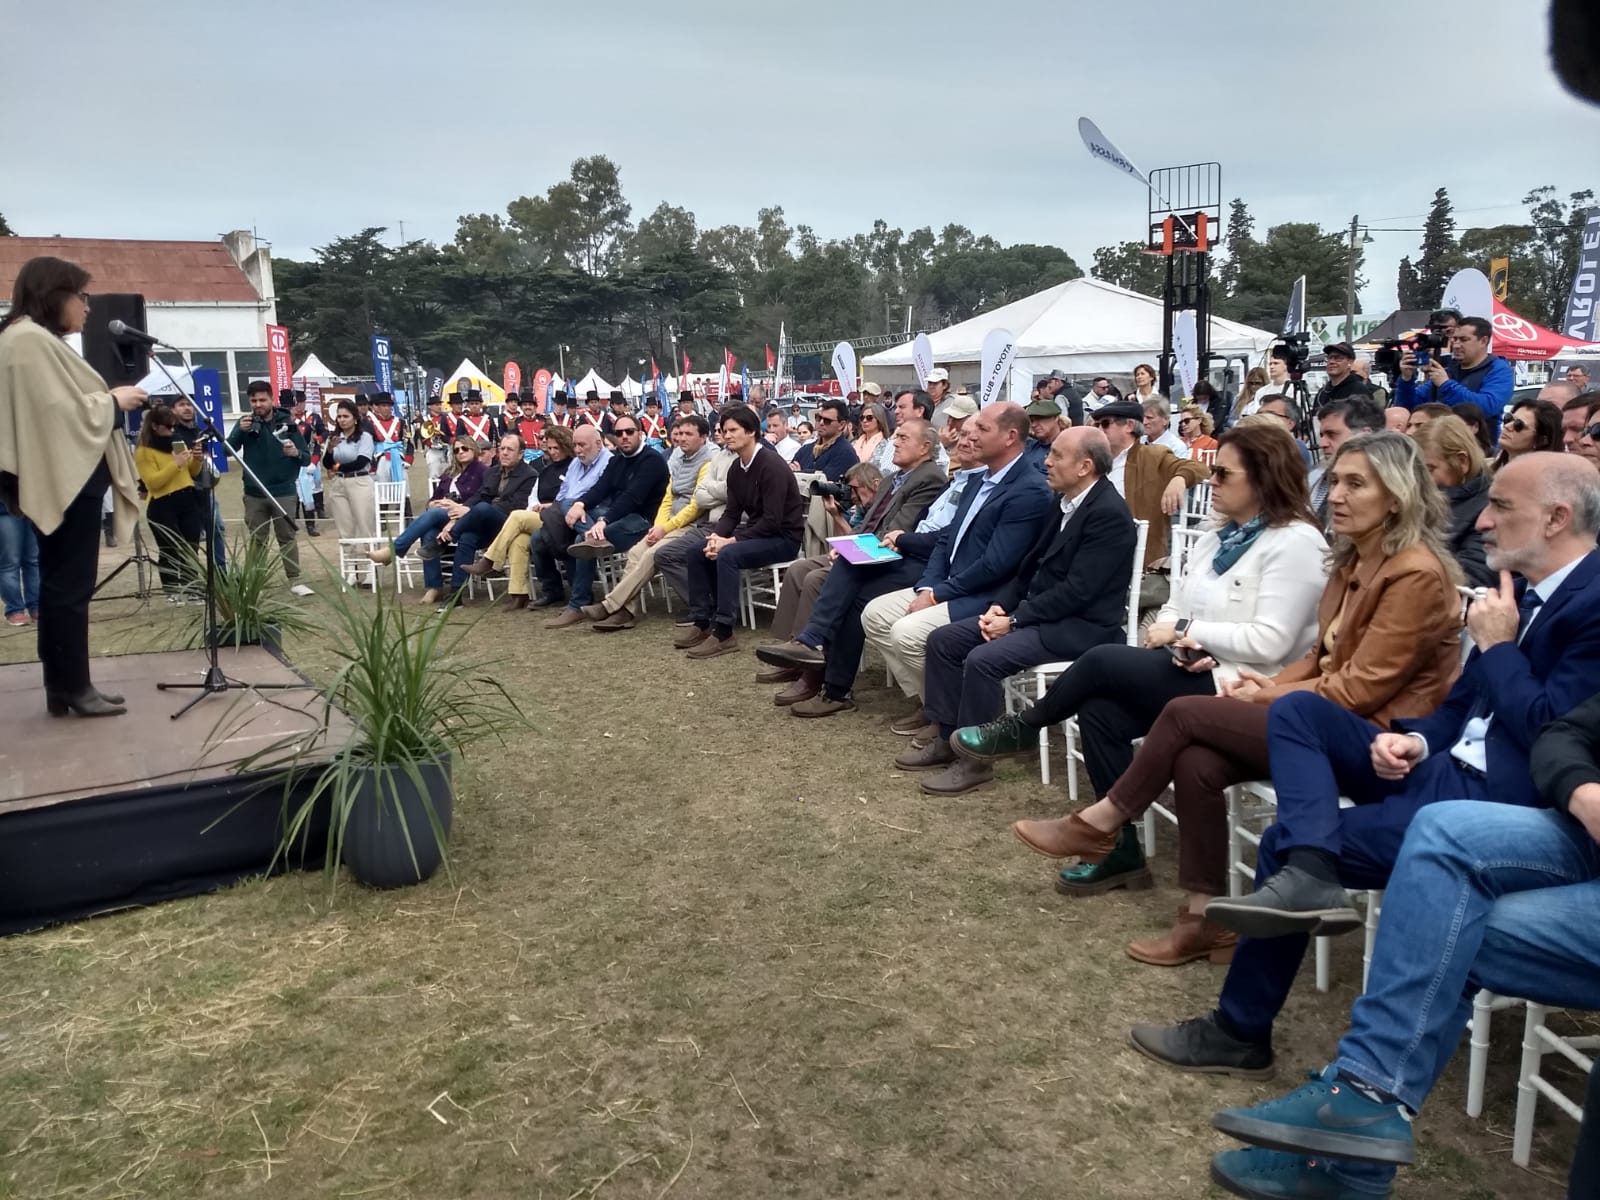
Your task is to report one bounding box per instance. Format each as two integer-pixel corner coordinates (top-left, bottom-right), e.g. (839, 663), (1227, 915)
(7, 0), (1596, 316)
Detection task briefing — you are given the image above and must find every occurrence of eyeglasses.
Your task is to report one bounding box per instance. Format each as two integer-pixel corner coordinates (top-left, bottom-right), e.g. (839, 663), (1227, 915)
(614, 426), (639, 435)
(1210, 465), (1238, 482)
(455, 447), (473, 454)
(1506, 418), (1529, 433)
(815, 415), (839, 425)
(1584, 424), (1600, 441)
(1178, 417), (1196, 427)
(1092, 418), (1119, 430)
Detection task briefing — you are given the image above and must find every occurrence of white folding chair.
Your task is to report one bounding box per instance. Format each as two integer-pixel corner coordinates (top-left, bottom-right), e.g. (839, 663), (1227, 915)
(372, 481), (421, 592)
(1468, 991), (1528, 1117)
(1512, 1004), (1598, 1166)
(739, 559), (797, 629)
(1006, 520), (1148, 795)
(337, 536), (385, 591)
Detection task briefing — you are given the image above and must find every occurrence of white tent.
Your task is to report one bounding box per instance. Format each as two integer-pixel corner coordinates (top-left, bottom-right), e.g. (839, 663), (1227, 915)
(291, 353), (339, 385)
(442, 358), (506, 403)
(862, 278), (1280, 398)
(619, 374), (644, 400)
(573, 367), (615, 397)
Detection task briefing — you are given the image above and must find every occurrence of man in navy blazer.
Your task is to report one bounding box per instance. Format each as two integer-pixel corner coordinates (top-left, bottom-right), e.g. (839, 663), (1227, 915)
(1128, 453), (1600, 1084)
(909, 428), (1137, 793)
(788, 402), (1053, 718)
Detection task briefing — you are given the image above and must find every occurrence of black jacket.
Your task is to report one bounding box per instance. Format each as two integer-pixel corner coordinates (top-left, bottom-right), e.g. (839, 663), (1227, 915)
(715, 443), (804, 541)
(1313, 374), (1374, 408)
(579, 445), (669, 523)
(469, 462), (539, 515)
(1531, 688), (1600, 817)
(1444, 475), (1495, 588)
(534, 456), (570, 506)
(991, 476), (1138, 657)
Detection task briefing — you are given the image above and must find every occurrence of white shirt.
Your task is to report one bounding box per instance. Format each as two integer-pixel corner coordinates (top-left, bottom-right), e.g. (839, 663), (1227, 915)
(1108, 447), (1131, 499)
(1058, 488), (1088, 530)
(1440, 556), (1585, 772)
(768, 434), (800, 462)
(1151, 429), (1189, 458)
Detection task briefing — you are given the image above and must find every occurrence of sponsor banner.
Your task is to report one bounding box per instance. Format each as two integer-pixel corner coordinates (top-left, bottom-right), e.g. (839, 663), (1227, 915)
(370, 335), (393, 393)
(1173, 310), (1199, 397)
(503, 361), (522, 396)
(1562, 209), (1600, 343)
(831, 341), (857, 395)
(978, 329), (1016, 407)
(266, 324), (292, 399)
(191, 367), (227, 472)
(911, 332), (934, 389)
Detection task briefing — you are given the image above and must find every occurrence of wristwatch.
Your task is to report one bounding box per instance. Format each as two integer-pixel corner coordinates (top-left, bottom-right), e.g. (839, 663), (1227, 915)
(1174, 618), (1191, 638)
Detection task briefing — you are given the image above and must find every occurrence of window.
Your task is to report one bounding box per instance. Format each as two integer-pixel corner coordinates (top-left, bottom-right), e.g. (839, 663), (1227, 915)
(233, 350), (268, 415)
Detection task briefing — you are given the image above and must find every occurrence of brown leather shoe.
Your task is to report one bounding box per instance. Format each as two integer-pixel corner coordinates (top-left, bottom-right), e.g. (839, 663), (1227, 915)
(894, 738), (957, 770)
(790, 694), (856, 718)
(367, 544), (395, 566)
(591, 606), (636, 632)
(544, 607), (587, 629)
(579, 602), (610, 622)
(890, 703), (929, 735)
(756, 664), (802, 684)
(674, 626), (710, 650)
(463, 555), (498, 577)
(1011, 811), (1120, 860)
(498, 593), (529, 611)
(908, 722), (942, 748)
(774, 670), (821, 706)
(1127, 908), (1238, 967)
(685, 633), (738, 659)
(919, 758), (995, 795)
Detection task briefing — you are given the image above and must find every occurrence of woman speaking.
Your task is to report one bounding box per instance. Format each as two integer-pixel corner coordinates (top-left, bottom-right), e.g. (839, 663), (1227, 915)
(0, 257), (145, 717)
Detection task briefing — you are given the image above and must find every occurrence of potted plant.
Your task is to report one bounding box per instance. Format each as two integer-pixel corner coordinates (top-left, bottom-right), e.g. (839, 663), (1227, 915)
(240, 587), (520, 891)
(178, 532), (313, 655)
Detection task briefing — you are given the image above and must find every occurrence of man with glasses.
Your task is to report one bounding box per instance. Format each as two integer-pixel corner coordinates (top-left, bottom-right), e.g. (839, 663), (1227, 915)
(1395, 316), (1514, 439)
(542, 414), (669, 628)
(793, 399), (859, 482)
(1257, 395), (1312, 466)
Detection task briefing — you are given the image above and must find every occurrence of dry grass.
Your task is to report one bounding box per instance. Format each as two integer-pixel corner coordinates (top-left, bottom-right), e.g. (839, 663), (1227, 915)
(0, 476), (1579, 1198)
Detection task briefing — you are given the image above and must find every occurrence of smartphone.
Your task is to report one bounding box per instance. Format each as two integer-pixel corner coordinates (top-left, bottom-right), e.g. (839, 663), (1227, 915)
(172, 440), (187, 454)
(1457, 585), (1489, 603)
(1173, 643), (1210, 665)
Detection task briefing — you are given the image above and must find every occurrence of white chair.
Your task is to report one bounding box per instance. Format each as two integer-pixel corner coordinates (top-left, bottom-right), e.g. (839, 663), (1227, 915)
(739, 558), (797, 629)
(337, 536), (386, 591)
(1467, 991), (1528, 1117)
(372, 480), (421, 592)
(1512, 1004), (1598, 1166)
(1003, 519), (1149, 790)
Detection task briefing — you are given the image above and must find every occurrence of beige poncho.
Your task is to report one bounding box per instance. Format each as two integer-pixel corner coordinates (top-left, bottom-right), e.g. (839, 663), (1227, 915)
(0, 316), (140, 540)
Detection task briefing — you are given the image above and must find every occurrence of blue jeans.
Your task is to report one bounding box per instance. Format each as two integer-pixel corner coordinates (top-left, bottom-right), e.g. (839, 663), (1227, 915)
(450, 503), (510, 590)
(531, 499), (606, 604)
(394, 507), (452, 590)
(0, 506), (40, 617)
(686, 534), (800, 637)
(564, 512), (650, 611)
(1315, 803), (1600, 1193)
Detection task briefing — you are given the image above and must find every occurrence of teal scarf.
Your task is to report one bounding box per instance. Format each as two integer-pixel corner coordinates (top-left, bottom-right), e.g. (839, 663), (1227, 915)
(1212, 515), (1267, 576)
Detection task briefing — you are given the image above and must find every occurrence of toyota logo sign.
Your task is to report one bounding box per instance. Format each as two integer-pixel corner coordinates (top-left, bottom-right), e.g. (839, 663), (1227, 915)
(1492, 312), (1537, 343)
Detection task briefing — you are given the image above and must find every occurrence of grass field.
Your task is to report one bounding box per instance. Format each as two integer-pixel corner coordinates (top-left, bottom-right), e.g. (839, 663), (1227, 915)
(0, 474), (1581, 1199)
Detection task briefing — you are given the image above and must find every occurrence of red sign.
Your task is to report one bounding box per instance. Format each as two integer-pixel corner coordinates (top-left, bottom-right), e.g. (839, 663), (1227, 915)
(502, 361), (522, 395)
(531, 368), (552, 410)
(266, 324), (293, 400)
(682, 351), (692, 378)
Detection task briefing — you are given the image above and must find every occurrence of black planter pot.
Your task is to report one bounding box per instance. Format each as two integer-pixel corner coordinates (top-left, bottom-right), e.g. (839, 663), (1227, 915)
(340, 757), (454, 889)
(209, 622), (282, 657)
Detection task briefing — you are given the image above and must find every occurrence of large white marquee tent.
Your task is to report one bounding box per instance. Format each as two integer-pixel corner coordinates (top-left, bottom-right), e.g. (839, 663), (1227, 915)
(862, 278), (1280, 399)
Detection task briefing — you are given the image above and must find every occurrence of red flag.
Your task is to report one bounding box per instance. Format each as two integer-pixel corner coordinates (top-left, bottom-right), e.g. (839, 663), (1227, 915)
(765, 344), (775, 371)
(651, 357), (659, 381)
(682, 351), (692, 378)
(724, 348), (737, 375)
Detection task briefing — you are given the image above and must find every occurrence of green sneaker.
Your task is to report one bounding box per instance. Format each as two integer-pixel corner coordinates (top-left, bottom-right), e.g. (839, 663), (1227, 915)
(950, 713), (1038, 762)
(1055, 823), (1153, 895)
(1210, 1146), (1392, 1199)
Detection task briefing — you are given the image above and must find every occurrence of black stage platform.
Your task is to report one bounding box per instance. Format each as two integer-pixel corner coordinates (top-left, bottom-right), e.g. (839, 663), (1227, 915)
(0, 649), (352, 936)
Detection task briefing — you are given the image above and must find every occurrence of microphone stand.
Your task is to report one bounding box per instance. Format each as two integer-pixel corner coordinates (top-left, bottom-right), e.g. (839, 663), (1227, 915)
(140, 350), (313, 720)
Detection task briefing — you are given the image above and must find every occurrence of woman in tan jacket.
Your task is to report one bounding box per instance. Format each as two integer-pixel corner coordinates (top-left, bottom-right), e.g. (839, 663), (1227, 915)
(0, 257), (146, 717)
(1012, 432), (1463, 966)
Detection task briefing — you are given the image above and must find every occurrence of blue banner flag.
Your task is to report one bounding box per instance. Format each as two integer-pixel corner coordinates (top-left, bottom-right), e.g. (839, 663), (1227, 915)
(191, 367), (227, 472)
(547, 376), (559, 412)
(566, 377), (577, 399)
(370, 335), (393, 393)
(655, 374), (669, 407)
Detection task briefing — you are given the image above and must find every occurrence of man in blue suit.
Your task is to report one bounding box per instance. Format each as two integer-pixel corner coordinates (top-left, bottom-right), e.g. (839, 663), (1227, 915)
(784, 402), (1053, 718)
(1128, 452), (1600, 1100)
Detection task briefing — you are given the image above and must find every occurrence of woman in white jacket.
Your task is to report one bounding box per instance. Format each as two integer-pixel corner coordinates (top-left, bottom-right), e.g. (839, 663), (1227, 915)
(951, 423), (1328, 957)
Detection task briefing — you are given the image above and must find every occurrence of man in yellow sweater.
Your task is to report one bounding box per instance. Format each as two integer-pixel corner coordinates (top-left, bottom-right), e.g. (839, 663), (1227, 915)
(579, 413), (717, 632)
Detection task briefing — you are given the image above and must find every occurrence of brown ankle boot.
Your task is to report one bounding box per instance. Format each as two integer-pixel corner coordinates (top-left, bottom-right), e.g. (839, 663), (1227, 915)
(774, 669), (821, 706)
(1011, 810), (1120, 860)
(1126, 907), (1238, 967)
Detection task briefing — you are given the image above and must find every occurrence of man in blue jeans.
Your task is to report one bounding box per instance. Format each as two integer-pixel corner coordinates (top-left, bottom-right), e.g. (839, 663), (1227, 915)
(678, 404), (803, 659)
(542, 414), (667, 629)
(1200, 690), (1600, 1199)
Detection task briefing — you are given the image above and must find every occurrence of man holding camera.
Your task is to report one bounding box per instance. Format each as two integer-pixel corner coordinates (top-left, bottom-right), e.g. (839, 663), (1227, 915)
(227, 380), (310, 592)
(1394, 315), (1514, 438)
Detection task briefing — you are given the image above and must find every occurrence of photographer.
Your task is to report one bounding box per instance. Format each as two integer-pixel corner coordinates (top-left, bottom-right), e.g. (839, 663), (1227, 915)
(1394, 313), (1514, 438)
(227, 381), (309, 590)
(1313, 342), (1375, 406)
(818, 463), (884, 537)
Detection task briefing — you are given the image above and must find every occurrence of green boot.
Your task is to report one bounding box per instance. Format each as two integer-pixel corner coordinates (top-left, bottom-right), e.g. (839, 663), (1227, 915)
(950, 713), (1039, 762)
(1055, 823), (1152, 896)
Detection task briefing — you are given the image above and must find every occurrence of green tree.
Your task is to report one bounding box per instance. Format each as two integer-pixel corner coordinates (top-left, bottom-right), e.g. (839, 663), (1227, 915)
(1396, 256), (1425, 309)
(1090, 240), (1167, 296)
(628, 203), (698, 261)
(1457, 223), (1540, 316)
(920, 243), (1081, 324)
(1414, 188), (1467, 304)
(0, 211), (13, 236)
(1218, 197), (1255, 296)
(1235, 222), (1363, 317)
(1523, 186), (1597, 326)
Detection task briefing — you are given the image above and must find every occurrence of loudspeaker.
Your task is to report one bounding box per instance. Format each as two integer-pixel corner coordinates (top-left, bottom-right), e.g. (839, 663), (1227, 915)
(81, 293), (149, 386)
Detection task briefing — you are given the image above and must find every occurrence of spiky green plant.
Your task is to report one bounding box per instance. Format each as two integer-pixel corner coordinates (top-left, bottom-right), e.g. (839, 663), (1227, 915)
(177, 531), (314, 649)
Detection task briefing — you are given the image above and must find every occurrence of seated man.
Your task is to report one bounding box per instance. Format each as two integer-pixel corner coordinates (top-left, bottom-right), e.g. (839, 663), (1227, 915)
(654, 423), (736, 611)
(1202, 691), (1600, 1199)
(771, 402), (1052, 719)
(677, 405), (804, 658)
(1089, 399), (1209, 580)
(791, 398), (858, 481)
(525, 425), (611, 607)
(1129, 453), (1600, 1089)
(579, 413), (716, 631)
(873, 389), (947, 473)
(438, 434), (538, 595)
(760, 421), (947, 704)
(763, 409), (801, 463)
(543, 413), (669, 628)
(1021, 398), (1065, 474)
(937, 389), (979, 456)
(908, 427), (1137, 793)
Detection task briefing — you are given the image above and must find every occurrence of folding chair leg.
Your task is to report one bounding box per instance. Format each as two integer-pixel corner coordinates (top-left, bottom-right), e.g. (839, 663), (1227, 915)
(1512, 1003), (1550, 1166)
(1467, 989), (1495, 1118)
(1314, 936), (1331, 993)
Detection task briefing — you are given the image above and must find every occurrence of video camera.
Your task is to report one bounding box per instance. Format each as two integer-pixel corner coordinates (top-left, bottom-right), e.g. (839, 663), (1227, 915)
(1372, 312), (1456, 376)
(809, 479), (853, 503)
(1271, 331), (1312, 380)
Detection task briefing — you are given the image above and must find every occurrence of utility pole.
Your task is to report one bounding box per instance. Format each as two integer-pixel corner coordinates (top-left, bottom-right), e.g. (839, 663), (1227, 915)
(1345, 215), (1360, 341)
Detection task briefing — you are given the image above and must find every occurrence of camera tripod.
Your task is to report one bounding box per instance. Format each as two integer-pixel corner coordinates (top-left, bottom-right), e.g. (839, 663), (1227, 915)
(91, 523), (158, 604)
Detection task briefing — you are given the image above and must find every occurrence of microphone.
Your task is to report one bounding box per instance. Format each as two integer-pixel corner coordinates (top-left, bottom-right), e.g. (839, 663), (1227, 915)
(108, 319), (167, 348)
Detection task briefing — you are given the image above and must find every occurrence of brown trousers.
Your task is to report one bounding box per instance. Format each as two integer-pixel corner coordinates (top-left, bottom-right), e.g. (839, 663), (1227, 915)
(771, 552), (832, 641)
(1105, 695), (1272, 897)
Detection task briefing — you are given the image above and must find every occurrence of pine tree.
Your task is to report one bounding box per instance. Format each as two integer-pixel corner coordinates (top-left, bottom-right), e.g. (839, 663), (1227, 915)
(1396, 256), (1424, 310)
(1414, 188), (1459, 305)
(0, 212), (14, 236)
(1218, 197), (1255, 295)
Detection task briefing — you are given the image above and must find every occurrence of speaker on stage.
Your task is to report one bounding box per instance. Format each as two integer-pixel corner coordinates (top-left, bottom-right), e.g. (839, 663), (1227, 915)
(81, 293), (149, 386)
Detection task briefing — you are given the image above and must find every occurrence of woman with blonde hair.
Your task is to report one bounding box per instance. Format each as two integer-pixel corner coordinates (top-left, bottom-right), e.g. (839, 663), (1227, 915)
(1412, 414), (1494, 587)
(852, 401), (888, 465)
(369, 436), (488, 599)
(1234, 366), (1271, 419)
(1179, 405), (1219, 455)
(1011, 432), (1463, 964)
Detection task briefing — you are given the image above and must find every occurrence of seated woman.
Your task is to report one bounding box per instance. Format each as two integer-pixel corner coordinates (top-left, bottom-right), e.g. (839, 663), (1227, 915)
(368, 437), (486, 601)
(1492, 397), (1563, 470)
(1412, 414), (1494, 587)
(1179, 405), (1219, 455)
(133, 404), (207, 603)
(852, 402), (888, 466)
(1008, 432), (1463, 965)
(954, 424), (1328, 963)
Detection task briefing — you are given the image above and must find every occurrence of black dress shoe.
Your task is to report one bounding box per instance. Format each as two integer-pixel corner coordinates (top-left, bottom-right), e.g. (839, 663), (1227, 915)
(532, 594), (566, 609)
(1128, 1014), (1275, 1079)
(46, 690), (127, 718)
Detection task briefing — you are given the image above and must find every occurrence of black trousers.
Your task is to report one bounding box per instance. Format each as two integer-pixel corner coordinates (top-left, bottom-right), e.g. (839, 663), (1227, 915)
(1019, 642), (1217, 796)
(146, 488), (209, 591)
(32, 463), (110, 696)
(1573, 1064), (1600, 1199)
